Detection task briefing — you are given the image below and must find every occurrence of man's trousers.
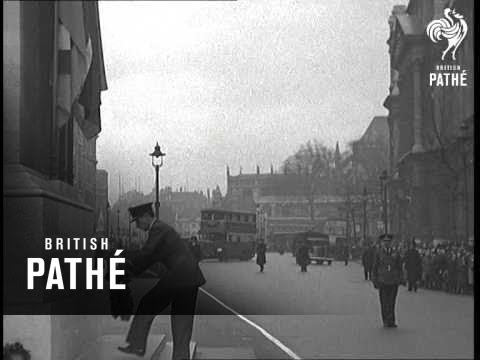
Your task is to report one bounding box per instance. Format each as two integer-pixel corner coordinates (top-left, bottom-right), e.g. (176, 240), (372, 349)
(378, 284), (399, 325)
(126, 283), (198, 360)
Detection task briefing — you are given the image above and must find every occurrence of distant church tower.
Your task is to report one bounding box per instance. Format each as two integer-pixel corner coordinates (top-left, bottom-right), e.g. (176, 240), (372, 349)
(334, 141), (341, 169)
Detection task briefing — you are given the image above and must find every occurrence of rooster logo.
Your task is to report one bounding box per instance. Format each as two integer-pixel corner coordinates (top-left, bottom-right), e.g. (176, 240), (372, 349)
(426, 8), (467, 61)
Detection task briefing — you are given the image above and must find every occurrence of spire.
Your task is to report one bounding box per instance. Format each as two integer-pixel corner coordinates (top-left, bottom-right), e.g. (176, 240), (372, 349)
(334, 141), (341, 168)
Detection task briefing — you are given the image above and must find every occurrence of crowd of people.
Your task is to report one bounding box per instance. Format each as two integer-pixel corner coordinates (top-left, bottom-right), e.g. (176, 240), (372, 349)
(363, 240), (474, 295)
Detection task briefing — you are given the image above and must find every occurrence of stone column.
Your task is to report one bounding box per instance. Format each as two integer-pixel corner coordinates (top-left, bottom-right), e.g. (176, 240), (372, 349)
(3, 0), (21, 164)
(412, 58), (425, 153)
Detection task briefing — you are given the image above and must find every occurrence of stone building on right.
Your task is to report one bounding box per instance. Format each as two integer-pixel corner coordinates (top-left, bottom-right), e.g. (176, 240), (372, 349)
(384, 0), (474, 246)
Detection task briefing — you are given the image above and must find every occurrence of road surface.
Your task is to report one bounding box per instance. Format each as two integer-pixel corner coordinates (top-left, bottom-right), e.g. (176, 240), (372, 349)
(197, 253), (474, 359)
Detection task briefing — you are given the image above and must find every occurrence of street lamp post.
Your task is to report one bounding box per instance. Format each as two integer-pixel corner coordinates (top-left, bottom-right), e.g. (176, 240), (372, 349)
(379, 170), (388, 234)
(362, 187), (368, 244)
(128, 212), (132, 248)
(106, 202), (110, 238)
(150, 142), (166, 220)
(116, 208), (120, 246)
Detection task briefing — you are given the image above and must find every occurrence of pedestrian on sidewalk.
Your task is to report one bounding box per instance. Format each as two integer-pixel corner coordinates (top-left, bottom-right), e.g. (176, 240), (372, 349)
(343, 244), (350, 266)
(117, 202), (206, 360)
(467, 251), (474, 293)
(403, 239), (422, 292)
(296, 239), (310, 273)
(371, 233), (403, 328)
(256, 239), (267, 272)
(447, 252), (458, 293)
(456, 251), (468, 295)
(189, 235), (203, 263)
(362, 243), (375, 280)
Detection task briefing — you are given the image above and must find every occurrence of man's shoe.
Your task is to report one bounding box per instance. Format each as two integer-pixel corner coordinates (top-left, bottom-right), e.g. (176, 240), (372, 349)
(118, 345), (146, 357)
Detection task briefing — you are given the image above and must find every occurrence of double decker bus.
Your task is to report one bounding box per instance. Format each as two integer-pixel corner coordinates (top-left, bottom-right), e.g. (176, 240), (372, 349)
(199, 208), (256, 261)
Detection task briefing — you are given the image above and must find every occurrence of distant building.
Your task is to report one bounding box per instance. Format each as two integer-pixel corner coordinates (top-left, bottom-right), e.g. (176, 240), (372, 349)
(156, 187), (209, 236)
(175, 216), (201, 238)
(211, 185), (223, 208)
(224, 166), (353, 242)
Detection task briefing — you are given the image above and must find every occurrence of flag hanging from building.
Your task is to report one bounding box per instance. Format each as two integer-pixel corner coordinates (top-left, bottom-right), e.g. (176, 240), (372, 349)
(56, 1), (92, 129)
(78, 1), (108, 139)
(56, 1), (106, 139)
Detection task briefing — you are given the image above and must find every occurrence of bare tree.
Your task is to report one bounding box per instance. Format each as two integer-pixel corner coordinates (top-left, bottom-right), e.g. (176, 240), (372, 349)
(282, 140), (335, 220)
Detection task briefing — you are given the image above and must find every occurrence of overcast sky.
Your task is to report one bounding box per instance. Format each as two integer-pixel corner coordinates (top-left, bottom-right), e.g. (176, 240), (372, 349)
(97, 0), (407, 202)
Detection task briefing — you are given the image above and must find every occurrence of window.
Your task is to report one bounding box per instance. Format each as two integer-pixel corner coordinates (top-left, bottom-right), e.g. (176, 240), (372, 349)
(213, 213), (224, 220)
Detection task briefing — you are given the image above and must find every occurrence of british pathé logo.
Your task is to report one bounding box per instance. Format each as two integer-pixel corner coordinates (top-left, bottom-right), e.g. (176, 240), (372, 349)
(426, 8), (467, 61)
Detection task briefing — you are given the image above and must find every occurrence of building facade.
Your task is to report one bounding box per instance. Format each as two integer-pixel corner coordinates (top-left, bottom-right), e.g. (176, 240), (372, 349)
(349, 116), (390, 240)
(224, 166), (373, 244)
(384, 0), (474, 245)
(3, 2), (107, 359)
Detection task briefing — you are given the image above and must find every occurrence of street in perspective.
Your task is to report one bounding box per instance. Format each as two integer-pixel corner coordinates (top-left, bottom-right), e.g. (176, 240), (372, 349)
(3, 0), (474, 359)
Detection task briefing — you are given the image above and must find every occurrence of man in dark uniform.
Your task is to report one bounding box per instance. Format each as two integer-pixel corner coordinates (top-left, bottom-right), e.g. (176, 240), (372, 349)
(371, 234), (403, 328)
(362, 243), (375, 280)
(296, 239), (310, 273)
(256, 239), (267, 272)
(117, 203), (206, 359)
(403, 239), (422, 292)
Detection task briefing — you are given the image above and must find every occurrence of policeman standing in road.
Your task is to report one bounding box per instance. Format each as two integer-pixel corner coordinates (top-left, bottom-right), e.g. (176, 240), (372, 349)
(117, 203), (206, 360)
(296, 239), (310, 273)
(256, 239), (267, 272)
(371, 234), (403, 328)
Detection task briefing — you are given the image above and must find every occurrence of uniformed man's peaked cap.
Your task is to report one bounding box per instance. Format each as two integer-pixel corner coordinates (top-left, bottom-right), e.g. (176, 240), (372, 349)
(379, 233), (394, 241)
(128, 202), (154, 222)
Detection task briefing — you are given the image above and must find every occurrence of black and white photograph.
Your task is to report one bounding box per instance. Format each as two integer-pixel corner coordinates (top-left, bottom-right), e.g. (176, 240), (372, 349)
(3, 0), (474, 359)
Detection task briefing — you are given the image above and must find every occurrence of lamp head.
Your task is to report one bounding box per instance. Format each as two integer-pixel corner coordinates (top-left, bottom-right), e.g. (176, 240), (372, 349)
(150, 142), (166, 158)
(150, 142), (166, 166)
